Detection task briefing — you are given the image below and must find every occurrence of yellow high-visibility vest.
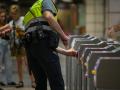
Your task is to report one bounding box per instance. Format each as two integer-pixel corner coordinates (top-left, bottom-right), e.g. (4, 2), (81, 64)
(23, 0), (43, 25)
(23, 0), (57, 26)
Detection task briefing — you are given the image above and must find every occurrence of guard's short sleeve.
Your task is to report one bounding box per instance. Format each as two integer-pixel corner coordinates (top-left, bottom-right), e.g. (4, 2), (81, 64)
(42, 0), (57, 16)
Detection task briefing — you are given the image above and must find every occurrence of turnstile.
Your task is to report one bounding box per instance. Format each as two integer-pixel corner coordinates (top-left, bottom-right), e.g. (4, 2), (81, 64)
(86, 47), (120, 90)
(79, 45), (116, 90)
(67, 35), (104, 90)
(66, 34), (120, 90)
(66, 35), (94, 90)
(94, 57), (120, 90)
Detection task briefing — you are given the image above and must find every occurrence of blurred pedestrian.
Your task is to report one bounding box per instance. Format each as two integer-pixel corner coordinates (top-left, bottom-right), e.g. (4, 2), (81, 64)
(9, 4), (35, 88)
(0, 3), (16, 87)
(106, 24), (120, 41)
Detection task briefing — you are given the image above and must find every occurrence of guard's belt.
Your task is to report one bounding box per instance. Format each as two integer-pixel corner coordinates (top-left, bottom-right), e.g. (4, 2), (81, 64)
(25, 21), (49, 31)
(25, 21), (52, 33)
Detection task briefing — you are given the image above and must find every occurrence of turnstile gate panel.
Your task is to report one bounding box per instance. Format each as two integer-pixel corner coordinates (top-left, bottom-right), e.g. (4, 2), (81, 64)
(94, 57), (120, 89)
(86, 47), (120, 90)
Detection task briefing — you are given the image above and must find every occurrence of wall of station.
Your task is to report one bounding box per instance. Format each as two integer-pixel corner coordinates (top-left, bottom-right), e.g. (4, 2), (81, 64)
(85, 0), (120, 40)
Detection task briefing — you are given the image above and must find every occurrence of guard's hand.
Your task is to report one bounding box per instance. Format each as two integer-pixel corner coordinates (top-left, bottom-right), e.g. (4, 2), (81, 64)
(61, 35), (69, 48)
(64, 48), (78, 57)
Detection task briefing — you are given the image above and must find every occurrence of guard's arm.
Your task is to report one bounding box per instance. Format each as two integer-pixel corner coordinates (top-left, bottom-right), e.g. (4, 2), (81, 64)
(56, 47), (77, 57)
(43, 11), (69, 46)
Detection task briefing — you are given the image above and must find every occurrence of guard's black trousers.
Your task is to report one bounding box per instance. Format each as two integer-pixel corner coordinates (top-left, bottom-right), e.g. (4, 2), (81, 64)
(25, 37), (65, 90)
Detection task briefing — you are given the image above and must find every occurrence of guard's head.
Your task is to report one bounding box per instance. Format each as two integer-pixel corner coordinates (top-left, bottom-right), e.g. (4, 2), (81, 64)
(9, 4), (20, 20)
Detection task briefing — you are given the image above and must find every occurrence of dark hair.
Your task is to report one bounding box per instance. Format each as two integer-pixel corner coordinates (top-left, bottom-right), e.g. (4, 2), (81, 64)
(0, 3), (6, 9)
(0, 3), (9, 23)
(0, 3), (7, 13)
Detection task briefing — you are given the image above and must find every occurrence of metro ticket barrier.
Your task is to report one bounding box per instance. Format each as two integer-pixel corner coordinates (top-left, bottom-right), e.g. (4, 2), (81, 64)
(67, 36), (101, 90)
(79, 45), (116, 90)
(69, 40), (107, 90)
(66, 35), (94, 90)
(93, 57), (120, 90)
(77, 41), (119, 90)
(86, 47), (120, 90)
(80, 45), (115, 90)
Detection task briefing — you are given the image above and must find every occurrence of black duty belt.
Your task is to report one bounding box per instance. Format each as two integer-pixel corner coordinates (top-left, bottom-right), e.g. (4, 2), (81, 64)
(25, 21), (49, 32)
(23, 29), (47, 44)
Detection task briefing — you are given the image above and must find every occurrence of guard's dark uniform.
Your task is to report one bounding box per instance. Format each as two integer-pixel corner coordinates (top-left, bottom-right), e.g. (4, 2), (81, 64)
(24, 0), (65, 90)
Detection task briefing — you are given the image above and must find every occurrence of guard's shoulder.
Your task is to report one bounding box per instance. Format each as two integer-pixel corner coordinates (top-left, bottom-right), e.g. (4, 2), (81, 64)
(42, 0), (52, 4)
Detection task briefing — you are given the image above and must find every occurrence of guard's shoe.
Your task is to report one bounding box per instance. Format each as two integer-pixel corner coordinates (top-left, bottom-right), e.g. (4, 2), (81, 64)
(0, 82), (6, 86)
(7, 82), (16, 86)
(31, 81), (36, 88)
(16, 81), (24, 88)
(0, 88), (4, 90)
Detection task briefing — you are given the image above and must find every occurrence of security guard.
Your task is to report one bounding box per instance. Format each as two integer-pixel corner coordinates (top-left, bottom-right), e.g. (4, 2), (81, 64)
(23, 0), (76, 90)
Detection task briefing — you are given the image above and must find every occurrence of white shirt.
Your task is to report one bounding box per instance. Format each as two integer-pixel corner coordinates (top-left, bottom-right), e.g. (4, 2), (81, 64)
(9, 16), (25, 31)
(9, 16), (25, 45)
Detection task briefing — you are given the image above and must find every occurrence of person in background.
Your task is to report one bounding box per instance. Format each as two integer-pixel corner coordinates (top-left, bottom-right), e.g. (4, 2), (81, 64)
(9, 4), (35, 88)
(106, 24), (120, 41)
(0, 3), (16, 87)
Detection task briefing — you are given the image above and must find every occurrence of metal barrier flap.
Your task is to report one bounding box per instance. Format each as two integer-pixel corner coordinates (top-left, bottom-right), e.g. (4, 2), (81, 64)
(94, 57), (120, 89)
